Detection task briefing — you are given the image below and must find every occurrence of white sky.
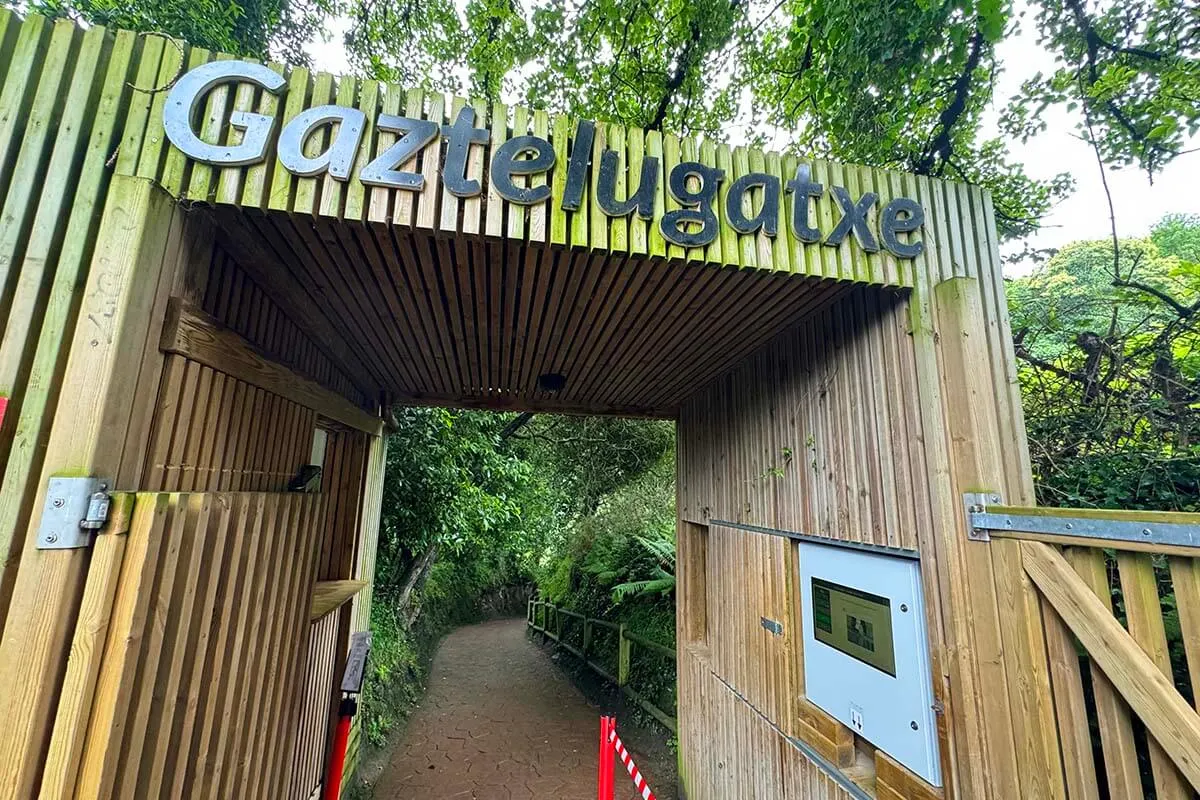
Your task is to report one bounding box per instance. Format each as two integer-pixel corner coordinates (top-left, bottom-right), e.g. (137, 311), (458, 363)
(306, 9), (1198, 278)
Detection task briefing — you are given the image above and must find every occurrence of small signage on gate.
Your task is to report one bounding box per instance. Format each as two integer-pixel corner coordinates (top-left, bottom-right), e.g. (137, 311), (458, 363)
(164, 61), (927, 257)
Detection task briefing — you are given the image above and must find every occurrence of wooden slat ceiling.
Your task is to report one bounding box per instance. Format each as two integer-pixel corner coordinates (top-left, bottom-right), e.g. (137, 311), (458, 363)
(211, 206), (854, 417)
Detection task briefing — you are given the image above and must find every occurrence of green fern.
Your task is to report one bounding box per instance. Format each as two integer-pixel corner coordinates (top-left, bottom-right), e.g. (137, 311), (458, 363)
(611, 534), (676, 602)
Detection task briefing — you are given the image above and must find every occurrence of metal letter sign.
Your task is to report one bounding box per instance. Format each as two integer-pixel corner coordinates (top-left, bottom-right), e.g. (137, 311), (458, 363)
(277, 105), (367, 180)
(164, 60), (932, 260)
(164, 61), (286, 165)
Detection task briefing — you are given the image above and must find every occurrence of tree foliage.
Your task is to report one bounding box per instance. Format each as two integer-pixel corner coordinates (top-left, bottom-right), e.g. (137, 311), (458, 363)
(1002, 0), (1200, 177)
(16, 0), (332, 63)
(1009, 214), (1200, 510)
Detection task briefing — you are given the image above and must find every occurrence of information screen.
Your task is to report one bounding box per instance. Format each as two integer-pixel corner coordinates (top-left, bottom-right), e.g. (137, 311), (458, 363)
(811, 577), (896, 676)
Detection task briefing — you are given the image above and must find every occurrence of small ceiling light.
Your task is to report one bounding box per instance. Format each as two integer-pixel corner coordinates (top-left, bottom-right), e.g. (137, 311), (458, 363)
(537, 373), (567, 393)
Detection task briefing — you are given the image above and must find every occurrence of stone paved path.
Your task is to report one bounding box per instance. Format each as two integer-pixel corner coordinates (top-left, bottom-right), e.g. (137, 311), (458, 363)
(372, 618), (602, 799)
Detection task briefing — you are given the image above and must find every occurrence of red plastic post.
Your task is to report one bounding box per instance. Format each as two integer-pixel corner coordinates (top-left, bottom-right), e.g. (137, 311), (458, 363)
(323, 697), (357, 800)
(598, 716), (615, 800)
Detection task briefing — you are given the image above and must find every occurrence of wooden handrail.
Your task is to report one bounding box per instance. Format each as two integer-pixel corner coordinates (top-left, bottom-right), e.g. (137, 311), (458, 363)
(526, 600), (677, 733)
(1021, 540), (1200, 790)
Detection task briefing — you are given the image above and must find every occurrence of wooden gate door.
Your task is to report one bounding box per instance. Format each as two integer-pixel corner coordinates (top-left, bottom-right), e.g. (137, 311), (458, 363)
(968, 499), (1200, 798)
(38, 489), (327, 800)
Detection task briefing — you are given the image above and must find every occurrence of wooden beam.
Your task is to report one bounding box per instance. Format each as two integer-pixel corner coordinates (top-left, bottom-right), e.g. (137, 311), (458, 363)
(160, 299), (383, 436)
(1021, 539), (1200, 790)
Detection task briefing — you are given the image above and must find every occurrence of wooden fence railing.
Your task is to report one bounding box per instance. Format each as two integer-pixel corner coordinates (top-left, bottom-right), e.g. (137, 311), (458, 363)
(971, 503), (1200, 798)
(527, 600), (677, 733)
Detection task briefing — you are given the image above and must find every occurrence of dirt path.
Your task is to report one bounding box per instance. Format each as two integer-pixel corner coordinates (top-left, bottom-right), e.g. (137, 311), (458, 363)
(369, 618), (674, 799)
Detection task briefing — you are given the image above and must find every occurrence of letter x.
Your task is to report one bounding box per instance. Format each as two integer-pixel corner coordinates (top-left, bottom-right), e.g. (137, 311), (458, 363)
(824, 186), (880, 252)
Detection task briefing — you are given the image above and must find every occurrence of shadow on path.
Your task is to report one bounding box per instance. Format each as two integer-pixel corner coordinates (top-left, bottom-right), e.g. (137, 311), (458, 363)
(371, 617), (672, 799)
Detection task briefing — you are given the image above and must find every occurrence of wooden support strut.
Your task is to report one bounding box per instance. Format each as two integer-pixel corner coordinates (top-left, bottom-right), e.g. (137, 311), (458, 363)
(159, 298), (383, 436)
(1022, 540), (1200, 790)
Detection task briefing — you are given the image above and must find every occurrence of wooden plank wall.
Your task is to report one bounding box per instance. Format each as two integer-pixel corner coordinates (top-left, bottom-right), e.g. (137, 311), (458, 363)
(290, 611), (341, 800)
(678, 286), (928, 547)
(0, 14), (145, 628)
(200, 245), (369, 409)
(41, 490), (327, 799)
(678, 650), (859, 800)
(675, 162), (1055, 800)
(344, 433), (388, 784)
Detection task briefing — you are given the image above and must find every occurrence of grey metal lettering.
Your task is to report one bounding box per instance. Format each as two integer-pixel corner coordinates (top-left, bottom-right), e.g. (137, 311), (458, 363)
(491, 135), (555, 204)
(785, 163), (824, 243)
(596, 150), (659, 219)
(726, 172), (781, 237)
(560, 119), (595, 212)
(880, 197), (925, 259)
(359, 115), (440, 190)
(825, 186), (880, 252)
(440, 106), (490, 198)
(164, 60), (286, 166)
(661, 162), (725, 248)
(277, 105), (366, 179)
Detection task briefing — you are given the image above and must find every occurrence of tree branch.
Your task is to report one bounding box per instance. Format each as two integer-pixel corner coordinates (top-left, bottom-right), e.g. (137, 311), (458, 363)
(913, 27), (986, 176)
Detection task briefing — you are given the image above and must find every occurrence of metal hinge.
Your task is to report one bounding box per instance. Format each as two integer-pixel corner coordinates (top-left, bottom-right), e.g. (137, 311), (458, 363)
(964, 491), (1003, 542)
(37, 477), (112, 550)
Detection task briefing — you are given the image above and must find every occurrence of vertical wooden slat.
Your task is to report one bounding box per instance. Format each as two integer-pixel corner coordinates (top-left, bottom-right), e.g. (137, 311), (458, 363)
(1118, 551), (1191, 800)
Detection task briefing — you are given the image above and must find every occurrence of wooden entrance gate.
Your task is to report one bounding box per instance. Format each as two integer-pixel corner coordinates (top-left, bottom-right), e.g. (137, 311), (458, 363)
(968, 502), (1200, 800)
(37, 491), (332, 799)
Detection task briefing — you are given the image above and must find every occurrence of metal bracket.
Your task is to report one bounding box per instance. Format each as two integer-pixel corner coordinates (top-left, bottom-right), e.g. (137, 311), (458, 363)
(964, 492), (1003, 542)
(760, 617), (783, 636)
(38, 477), (111, 550)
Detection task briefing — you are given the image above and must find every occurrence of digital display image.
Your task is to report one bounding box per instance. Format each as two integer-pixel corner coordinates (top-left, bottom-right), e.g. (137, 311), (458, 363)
(811, 578), (896, 676)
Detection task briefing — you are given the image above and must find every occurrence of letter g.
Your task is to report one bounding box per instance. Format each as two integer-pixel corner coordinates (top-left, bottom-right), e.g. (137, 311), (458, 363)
(164, 61), (287, 166)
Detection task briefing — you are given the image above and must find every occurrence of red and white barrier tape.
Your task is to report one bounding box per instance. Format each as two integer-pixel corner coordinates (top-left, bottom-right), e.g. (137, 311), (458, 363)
(608, 728), (656, 800)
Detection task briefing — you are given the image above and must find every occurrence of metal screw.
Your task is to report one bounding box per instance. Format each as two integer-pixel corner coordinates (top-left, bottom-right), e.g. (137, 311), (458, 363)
(1065, 523), (1073, 530)
(900, 603), (909, 612)
(45, 534), (57, 544)
(1143, 528), (1152, 537)
(911, 721), (919, 730)
(52, 497), (65, 508)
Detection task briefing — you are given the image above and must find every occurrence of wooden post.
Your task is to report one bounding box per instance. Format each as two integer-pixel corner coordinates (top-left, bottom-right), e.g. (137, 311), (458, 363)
(583, 618), (592, 659)
(618, 624), (630, 687)
(555, 605), (563, 641)
(0, 176), (180, 799)
(923, 276), (1066, 800)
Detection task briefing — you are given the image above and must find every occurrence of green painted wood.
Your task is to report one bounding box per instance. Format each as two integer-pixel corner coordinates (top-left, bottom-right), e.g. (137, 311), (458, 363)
(240, 62), (285, 210)
(186, 52), (234, 203)
(628, 126), (648, 256)
(0, 19), (79, 323)
(160, 46), (209, 197)
(550, 113), (570, 247)
(0, 13), (51, 200)
(114, 34), (165, 177)
(268, 65), (310, 213)
(645, 129), (667, 259)
(214, 58), (262, 206)
(320, 73), (359, 218)
(293, 70), (333, 216)
(0, 22), (111, 397)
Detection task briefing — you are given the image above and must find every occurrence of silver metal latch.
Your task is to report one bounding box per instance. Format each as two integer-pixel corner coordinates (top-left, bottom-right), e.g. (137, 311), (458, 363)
(964, 491), (1003, 542)
(38, 477), (111, 550)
